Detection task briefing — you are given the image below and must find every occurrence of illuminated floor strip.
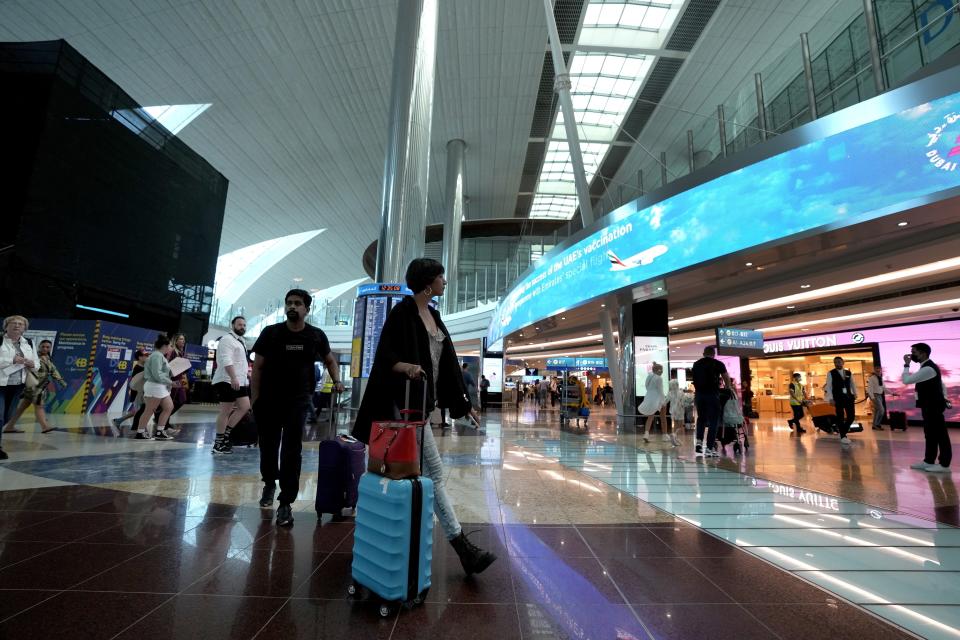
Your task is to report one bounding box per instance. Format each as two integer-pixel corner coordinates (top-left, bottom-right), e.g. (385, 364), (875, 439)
(511, 434), (960, 640)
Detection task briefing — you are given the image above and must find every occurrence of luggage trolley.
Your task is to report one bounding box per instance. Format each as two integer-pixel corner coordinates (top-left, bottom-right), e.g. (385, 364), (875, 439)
(559, 371), (587, 431)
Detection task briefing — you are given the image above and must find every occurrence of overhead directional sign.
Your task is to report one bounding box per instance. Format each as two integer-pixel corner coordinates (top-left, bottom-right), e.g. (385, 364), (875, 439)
(716, 327), (764, 356)
(545, 357), (608, 370)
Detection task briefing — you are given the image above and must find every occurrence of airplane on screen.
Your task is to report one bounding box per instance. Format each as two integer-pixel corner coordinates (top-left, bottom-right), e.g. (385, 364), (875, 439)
(607, 244), (668, 271)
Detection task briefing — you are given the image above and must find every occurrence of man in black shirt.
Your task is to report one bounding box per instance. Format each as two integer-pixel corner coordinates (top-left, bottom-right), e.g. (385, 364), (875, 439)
(691, 345), (732, 458)
(252, 289), (344, 527)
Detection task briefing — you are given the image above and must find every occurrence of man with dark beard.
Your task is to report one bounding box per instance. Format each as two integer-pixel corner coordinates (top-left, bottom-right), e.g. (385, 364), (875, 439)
(251, 290), (344, 526)
(211, 316), (250, 455)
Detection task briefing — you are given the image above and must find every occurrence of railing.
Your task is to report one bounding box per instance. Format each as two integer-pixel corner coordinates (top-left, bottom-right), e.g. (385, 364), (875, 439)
(601, 0), (960, 214)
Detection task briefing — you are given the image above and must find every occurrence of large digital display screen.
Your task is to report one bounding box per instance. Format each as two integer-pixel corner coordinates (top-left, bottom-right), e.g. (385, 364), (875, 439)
(634, 336), (669, 398)
(482, 357), (503, 393)
(488, 90), (960, 349)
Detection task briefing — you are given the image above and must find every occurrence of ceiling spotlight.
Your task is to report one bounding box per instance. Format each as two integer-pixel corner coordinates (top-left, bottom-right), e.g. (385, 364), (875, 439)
(745, 262), (753, 267)
(897, 221), (909, 227)
(786, 305), (796, 309)
(586, 333), (592, 336)
(801, 328), (810, 331)
(756, 266), (765, 271)
(656, 287), (663, 291)
(668, 316), (675, 320)
(601, 303), (606, 307)
(561, 316), (566, 320)
(800, 284), (811, 289)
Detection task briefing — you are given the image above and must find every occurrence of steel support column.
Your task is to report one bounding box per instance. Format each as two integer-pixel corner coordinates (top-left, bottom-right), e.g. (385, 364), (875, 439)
(687, 130), (695, 173)
(616, 292), (636, 427)
(800, 33), (818, 120)
(374, 0), (439, 283)
(717, 105), (727, 157)
(542, 0), (594, 226)
(599, 304), (623, 417)
(441, 139), (466, 314)
(660, 151), (667, 187)
(755, 73), (768, 141)
(863, 0), (886, 94)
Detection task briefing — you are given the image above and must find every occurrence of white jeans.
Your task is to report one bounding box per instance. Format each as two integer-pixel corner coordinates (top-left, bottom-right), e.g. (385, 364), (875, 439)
(420, 424), (461, 540)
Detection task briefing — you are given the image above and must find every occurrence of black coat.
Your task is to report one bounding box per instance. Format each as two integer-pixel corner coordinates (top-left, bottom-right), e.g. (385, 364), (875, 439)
(352, 296), (471, 444)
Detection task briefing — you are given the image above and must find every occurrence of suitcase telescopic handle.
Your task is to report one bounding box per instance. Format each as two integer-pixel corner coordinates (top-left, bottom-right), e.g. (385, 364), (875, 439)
(403, 374), (429, 474)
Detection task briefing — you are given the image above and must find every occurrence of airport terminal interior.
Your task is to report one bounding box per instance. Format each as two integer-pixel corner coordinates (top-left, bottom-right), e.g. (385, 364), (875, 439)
(1, 0), (960, 638)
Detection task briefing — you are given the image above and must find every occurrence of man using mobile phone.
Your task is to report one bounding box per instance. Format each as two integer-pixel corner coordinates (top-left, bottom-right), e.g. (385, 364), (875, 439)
(903, 343), (951, 473)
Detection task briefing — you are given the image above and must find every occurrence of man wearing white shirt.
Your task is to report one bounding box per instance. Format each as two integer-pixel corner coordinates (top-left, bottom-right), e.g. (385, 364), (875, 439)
(211, 316), (250, 455)
(903, 342), (951, 473)
(866, 367), (886, 431)
(824, 356), (858, 446)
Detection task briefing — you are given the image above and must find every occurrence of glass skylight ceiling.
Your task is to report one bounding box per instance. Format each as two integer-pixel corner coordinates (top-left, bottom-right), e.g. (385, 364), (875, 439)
(530, 0), (681, 220)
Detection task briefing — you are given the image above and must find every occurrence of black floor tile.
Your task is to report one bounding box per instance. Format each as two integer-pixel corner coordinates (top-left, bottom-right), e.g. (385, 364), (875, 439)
(0, 590), (169, 639)
(634, 603), (778, 639)
(113, 594), (285, 640)
(256, 598), (395, 640)
(0, 542), (148, 589)
(391, 603), (521, 639)
(601, 557), (733, 604)
(744, 602), (915, 639)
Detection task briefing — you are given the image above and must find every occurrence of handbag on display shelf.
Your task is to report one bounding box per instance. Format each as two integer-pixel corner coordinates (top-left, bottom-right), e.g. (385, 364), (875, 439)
(368, 377), (428, 480)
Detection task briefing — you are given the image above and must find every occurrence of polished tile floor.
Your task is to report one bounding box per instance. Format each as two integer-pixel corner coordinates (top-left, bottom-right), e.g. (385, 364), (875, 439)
(0, 401), (955, 639)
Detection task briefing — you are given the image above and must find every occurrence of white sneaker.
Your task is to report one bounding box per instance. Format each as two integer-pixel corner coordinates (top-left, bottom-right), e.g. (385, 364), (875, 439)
(670, 434), (681, 447)
(661, 434), (672, 443)
(910, 461), (930, 470)
(695, 441), (703, 457)
(642, 434), (650, 443)
(705, 447), (720, 458)
(924, 463), (951, 473)
(840, 437), (852, 446)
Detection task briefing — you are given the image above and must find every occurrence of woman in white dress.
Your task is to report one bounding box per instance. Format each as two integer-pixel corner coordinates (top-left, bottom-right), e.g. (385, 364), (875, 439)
(639, 363), (670, 444)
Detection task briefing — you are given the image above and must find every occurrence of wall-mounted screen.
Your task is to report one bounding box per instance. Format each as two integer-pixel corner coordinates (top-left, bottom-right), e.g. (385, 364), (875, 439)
(634, 336), (669, 398)
(482, 357), (503, 393)
(487, 88), (960, 349)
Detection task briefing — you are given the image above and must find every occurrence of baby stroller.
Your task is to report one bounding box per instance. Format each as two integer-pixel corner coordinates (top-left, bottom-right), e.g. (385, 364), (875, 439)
(719, 388), (750, 456)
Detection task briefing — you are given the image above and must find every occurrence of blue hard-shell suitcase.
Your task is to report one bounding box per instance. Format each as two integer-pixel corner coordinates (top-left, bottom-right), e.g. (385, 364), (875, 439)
(350, 472), (434, 616)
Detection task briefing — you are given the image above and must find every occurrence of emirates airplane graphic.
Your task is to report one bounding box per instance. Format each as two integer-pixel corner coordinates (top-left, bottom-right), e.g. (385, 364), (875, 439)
(607, 244), (668, 271)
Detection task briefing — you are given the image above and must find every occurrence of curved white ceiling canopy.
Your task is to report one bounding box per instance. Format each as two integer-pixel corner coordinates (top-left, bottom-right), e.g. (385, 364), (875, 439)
(214, 230), (325, 309)
(247, 276), (370, 335)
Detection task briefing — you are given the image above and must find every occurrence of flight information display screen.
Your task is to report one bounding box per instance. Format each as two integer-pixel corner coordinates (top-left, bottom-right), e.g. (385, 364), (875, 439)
(487, 89), (960, 349)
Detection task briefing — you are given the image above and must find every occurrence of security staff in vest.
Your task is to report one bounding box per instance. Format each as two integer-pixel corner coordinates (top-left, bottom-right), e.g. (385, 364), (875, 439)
(823, 356), (857, 446)
(903, 343), (952, 473)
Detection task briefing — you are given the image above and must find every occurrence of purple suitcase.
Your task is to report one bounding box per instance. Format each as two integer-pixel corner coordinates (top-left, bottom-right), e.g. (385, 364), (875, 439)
(316, 434), (365, 516)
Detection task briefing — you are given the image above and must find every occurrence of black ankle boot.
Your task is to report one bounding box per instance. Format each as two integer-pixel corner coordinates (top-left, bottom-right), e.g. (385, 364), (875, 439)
(450, 531), (497, 576)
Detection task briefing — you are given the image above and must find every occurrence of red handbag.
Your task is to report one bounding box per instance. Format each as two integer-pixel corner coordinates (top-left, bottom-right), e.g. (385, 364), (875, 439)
(367, 378), (428, 479)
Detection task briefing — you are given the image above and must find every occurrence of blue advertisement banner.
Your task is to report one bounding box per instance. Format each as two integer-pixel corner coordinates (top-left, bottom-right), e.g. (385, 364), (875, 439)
(88, 322), (161, 414)
(488, 90), (960, 349)
(26, 319), (98, 414)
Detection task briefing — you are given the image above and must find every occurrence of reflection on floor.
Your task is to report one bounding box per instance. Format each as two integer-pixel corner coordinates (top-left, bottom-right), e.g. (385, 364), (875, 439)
(0, 402), (955, 639)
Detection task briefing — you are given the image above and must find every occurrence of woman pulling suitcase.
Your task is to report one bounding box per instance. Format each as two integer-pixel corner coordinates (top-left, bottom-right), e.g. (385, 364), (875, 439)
(352, 258), (497, 577)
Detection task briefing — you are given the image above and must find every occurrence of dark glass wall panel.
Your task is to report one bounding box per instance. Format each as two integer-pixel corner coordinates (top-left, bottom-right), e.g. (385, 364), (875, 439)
(0, 41), (227, 339)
